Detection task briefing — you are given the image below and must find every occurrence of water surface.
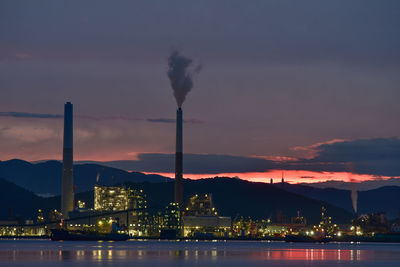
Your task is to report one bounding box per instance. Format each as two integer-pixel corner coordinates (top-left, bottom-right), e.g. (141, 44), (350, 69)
(1, 239), (400, 266)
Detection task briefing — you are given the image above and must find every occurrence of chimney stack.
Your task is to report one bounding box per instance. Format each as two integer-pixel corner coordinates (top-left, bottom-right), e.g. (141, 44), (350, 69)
(175, 107), (183, 206)
(61, 102), (74, 219)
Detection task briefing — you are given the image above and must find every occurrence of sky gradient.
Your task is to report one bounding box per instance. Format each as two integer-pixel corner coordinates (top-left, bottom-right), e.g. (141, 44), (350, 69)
(0, 1), (399, 184)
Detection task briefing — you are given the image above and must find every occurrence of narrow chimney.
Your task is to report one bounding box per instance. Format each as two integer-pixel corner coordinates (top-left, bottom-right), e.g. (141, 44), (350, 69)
(61, 102), (74, 219)
(175, 107), (183, 206)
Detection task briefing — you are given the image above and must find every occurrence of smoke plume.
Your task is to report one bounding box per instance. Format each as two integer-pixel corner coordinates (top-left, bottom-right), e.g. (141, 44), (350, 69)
(347, 163), (358, 214)
(351, 182), (358, 214)
(167, 50), (201, 107)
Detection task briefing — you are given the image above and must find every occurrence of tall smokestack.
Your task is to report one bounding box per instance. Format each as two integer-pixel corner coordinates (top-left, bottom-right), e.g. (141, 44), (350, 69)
(175, 107), (183, 206)
(167, 50), (201, 207)
(61, 102), (74, 219)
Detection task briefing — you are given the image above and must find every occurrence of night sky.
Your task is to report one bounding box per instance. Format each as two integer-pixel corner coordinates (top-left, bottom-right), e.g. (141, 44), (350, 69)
(1, 1), (399, 184)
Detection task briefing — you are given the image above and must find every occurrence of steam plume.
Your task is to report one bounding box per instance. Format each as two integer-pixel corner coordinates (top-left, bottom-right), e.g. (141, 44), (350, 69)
(347, 163), (358, 214)
(167, 50), (201, 107)
(351, 183), (358, 214)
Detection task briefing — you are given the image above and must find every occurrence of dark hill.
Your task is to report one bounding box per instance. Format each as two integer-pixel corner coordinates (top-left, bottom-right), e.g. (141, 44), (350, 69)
(280, 183), (353, 213)
(358, 186), (400, 218)
(278, 183), (400, 219)
(0, 177), (353, 225)
(123, 178), (354, 224)
(0, 159), (171, 195)
(0, 177), (53, 220)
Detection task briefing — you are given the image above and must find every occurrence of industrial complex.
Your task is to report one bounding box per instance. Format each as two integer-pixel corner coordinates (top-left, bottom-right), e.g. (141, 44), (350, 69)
(1, 101), (399, 243)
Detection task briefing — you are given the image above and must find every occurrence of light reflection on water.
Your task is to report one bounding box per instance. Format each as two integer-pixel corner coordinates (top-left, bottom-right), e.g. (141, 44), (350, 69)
(1, 240), (400, 266)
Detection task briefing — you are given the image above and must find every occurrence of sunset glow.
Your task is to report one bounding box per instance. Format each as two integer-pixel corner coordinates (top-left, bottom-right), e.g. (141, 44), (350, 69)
(143, 170), (390, 184)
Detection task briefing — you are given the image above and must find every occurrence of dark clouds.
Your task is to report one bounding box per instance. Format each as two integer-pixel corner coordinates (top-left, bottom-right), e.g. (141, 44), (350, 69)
(82, 153), (275, 174)
(301, 138), (400, 176)
(0, 112), (62, 119)
(276, 138), (400, 176)
(312, 138), (400, 163)
(146, 118), (175, 123)
(146, 118), (204, 124)
(0, 111), (203, 124)
(88, 138), (400, 177)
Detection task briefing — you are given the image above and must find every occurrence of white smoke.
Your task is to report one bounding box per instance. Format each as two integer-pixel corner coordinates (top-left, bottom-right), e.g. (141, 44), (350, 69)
(96, 172), (100, 183)
(351, 184), (358, 214)
(167, 50), (201, 107)
(347, 163), (358, 214)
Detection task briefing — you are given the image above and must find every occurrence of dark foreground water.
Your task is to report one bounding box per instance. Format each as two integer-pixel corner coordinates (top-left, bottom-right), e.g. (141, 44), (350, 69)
(1, 239), (400, 266)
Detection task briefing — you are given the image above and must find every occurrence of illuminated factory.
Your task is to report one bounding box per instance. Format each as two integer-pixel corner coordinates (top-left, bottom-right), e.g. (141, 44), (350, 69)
(94, 185), (130, 211)
(182, 194), (231, 237)
(93, 185), (148, 235)
(94, 185), (147, 212)
(1, 103), (365, 241)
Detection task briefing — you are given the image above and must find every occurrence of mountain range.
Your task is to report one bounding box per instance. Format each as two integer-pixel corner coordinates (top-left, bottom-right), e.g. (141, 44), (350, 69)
(0, 159), (399, 223)
(281, 183), (400, 219)
(0, 175), (353, 224)
(76, 160), (400, 191)
(0, 159), (171, 196)
(301, 179), (400, 191)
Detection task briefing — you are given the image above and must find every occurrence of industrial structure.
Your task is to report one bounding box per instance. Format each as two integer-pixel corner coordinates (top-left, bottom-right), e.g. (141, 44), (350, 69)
(94, 185), (147, 212)
(182, 194), (231, 237)
(3, 103), (396, 242)
(93, 185), (149, 235)
(94, 185), (130, 211)
(175, 107), (184, 206)
(61, 102), (74, 219)
(163, 203), (181, 230)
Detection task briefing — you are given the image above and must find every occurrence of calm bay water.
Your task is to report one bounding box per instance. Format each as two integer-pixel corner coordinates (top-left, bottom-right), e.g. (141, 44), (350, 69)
(1, 239), (400, 266)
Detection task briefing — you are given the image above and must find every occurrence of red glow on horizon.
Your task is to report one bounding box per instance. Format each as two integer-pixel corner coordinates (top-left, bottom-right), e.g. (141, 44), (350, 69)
(143, 170), (389, 184)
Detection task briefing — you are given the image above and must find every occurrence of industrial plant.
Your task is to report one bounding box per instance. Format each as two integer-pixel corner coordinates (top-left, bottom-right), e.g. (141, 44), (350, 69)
(1, 100), (399, 242)
(1, 52), (400, 243)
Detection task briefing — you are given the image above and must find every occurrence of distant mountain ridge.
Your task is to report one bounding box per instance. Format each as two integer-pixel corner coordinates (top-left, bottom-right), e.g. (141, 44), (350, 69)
(1, 159), (399, 221)
(0, 159), (171, 195)
(280, 183), (400, 219)
(75, 160), (400, 191)
(122, 178), (354, 224)
(302, 178), (400, 191)
(0, 176), (354, 224)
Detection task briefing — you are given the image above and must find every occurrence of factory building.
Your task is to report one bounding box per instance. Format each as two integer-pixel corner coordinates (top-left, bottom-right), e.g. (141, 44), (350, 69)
(185, 194), (217, 216)
(182, 194), (231, 237)
(162, 203), (181, 230)
(94, 185), (129, 211)
(94, 185), (147, 211)
(93, 185), (148, 236)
